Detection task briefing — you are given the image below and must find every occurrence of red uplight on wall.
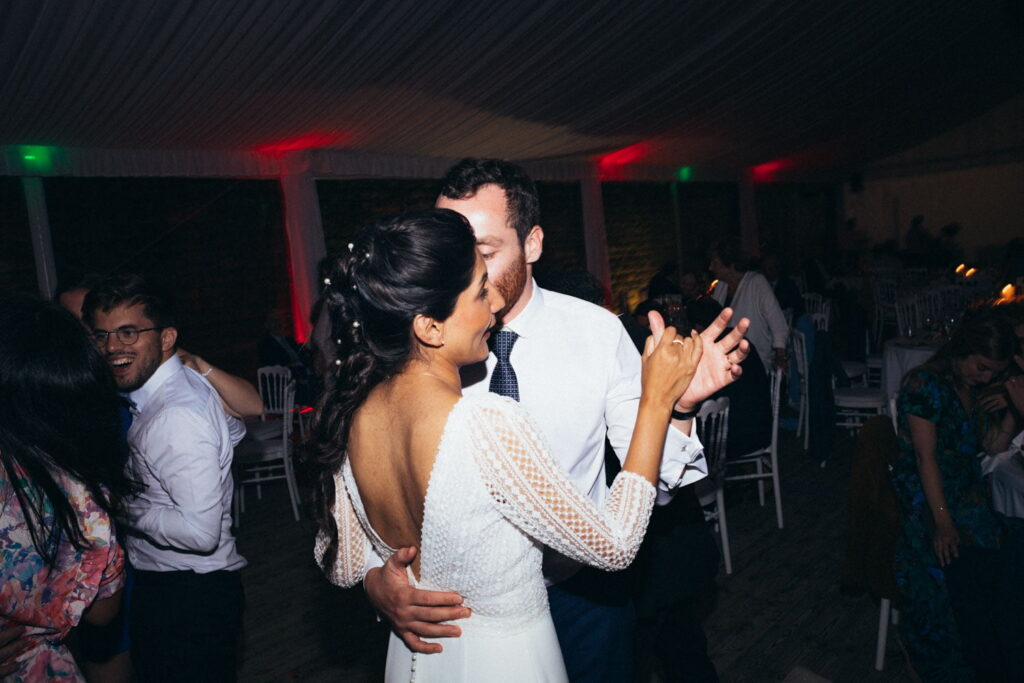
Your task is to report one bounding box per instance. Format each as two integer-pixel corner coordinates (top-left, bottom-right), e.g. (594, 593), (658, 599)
(254, 132), (344, 157)
(751, 160), (786, 182)
(597, 143), (649, 180)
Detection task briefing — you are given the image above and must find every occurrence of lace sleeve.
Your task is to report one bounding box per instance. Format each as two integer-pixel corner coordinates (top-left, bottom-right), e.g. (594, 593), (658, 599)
(313, 467), (372, 588)
(469, 397), (656, 571)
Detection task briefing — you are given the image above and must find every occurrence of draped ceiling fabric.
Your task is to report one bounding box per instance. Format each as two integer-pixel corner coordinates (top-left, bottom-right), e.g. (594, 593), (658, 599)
(1, 0), (1021, 320)
(1, 0), (1020, 177)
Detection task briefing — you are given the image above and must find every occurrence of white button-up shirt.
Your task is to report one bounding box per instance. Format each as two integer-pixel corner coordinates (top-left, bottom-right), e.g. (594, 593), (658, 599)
(462, 283), (707, 504)
(711, 271), (789, 373)
(124, 354), (247, 573)
(462, 283), (706, 584)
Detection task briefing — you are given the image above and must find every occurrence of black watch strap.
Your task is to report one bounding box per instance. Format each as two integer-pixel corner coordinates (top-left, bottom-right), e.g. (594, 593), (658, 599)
(671, 408), (698, 421)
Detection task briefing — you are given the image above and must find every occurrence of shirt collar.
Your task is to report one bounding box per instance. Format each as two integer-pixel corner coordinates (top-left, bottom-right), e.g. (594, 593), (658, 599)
(502, 279), (544, 339)
(127, 354), (182, 414)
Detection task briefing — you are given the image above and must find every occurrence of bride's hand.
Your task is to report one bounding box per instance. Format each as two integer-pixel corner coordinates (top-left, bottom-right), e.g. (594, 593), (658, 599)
(649, 309), (748, 412)
(641, 325), (703, 409)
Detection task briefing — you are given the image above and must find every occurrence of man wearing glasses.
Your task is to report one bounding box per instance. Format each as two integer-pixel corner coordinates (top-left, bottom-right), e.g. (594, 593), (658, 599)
(83, 274), (246, 683)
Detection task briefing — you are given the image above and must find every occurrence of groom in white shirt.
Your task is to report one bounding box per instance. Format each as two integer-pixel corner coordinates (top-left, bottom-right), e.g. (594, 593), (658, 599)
(363, 159), (748, 681)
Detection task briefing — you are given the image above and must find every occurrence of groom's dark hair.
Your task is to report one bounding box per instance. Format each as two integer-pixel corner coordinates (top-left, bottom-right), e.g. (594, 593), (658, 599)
(439, 158), (540, 245)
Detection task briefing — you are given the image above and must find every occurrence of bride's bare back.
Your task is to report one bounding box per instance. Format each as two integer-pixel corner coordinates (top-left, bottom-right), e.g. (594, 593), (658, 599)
(345, 375), (460, 580)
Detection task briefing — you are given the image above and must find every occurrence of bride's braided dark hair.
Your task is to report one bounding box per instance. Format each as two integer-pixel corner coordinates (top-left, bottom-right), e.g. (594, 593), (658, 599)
(307, 209), (477, 571)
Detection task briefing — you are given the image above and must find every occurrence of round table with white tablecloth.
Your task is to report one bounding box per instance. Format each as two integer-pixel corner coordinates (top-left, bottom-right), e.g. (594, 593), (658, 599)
(881, 337), (943, 400)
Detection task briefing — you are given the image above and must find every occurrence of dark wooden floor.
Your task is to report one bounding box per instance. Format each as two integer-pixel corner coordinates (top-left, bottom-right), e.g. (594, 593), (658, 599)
(234, 428), (917, 682)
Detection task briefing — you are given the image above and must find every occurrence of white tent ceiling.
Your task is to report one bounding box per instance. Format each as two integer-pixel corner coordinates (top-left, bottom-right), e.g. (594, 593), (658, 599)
(2, 0), (1021, 177)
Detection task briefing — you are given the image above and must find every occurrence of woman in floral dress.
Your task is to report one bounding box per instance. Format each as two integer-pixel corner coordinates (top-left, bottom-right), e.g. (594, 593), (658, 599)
(0, 295), (137, 681)
(892, 311), (1022, 681)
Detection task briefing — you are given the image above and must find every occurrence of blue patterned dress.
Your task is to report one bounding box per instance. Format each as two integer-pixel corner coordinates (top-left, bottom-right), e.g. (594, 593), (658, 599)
(891, 369), (1003, 682)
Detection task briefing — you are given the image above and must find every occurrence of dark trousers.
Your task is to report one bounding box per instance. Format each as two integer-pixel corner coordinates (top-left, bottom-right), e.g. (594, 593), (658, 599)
(632, 488), (719, 683)
(945, 546), (1007, 681)
(548, 566), (635, 682)
(945, 530), (1024, 683)
(130, 569), (244, 683)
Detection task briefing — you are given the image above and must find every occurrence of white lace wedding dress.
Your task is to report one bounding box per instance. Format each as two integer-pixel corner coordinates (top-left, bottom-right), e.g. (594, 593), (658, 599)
(314, 393), (656, 682)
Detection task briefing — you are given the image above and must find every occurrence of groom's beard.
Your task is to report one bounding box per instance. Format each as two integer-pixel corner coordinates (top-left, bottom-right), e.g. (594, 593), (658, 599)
(494, 253), (528, 324)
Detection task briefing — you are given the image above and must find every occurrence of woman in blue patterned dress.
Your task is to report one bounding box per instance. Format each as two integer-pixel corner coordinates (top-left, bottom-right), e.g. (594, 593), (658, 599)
(892, 311), (1021, 681)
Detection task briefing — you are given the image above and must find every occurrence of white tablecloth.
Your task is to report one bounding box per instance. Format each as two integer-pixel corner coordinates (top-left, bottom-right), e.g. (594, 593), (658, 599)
(881, 338), (943, 399)
(982, 431), (1024, 519)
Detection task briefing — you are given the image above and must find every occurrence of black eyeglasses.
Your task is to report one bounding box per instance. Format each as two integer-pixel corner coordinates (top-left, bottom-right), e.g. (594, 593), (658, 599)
(90, 326), (162, 346)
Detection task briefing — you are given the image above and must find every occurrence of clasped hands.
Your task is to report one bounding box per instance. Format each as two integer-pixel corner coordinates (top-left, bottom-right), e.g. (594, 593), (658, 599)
(647, 307), (750, 414)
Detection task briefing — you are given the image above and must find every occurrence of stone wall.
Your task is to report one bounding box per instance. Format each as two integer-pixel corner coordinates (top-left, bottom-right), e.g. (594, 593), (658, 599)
(44, 177), (287, 379)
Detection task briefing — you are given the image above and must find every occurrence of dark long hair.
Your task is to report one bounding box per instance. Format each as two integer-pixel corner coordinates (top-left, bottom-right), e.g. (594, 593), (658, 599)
(0, 295), (136, 566)
(307, 209), (477, 571)
(918, 309), (1017, 382)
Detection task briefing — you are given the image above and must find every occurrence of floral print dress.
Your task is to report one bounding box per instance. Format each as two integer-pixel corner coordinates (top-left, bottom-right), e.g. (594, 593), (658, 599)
(891, 369), (1003, 682)
(1, 462), (124, 682)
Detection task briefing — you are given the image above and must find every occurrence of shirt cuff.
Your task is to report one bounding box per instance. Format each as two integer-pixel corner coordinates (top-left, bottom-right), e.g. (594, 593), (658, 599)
(654, 424), (708, 503)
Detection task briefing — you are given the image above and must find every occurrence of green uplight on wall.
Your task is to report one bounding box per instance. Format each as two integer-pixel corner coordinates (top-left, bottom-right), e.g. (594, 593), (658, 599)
(18, 145), (56, 173)
(677, 166), (693, 182)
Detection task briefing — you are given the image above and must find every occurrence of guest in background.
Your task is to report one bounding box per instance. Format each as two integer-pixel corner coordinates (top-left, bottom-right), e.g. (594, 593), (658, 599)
(175, 349), (264, 418)
(709, 238), (788, 374)
(619, 300), (664, 353)
(678, 269), (700, 302)
(258, 308), (305, 369)
(59, 275), (257, 681)
(57, 274), (262, 420)
(0, 295), (136, 681)
(647, 262), (681, 300)
(759, 251), (804, 320)
(686, 297), (772, 459)
(994, 300), (1024, 367)
(535, 267), (606, 306)
(55, 272), (106, 323)
(259, 307), (315, 404)
(84, 275), (247, 683)
(892, 311), (1023, 681)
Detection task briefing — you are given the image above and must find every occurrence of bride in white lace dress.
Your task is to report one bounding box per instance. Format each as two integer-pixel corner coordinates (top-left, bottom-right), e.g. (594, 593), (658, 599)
(310, 209), (704, 682)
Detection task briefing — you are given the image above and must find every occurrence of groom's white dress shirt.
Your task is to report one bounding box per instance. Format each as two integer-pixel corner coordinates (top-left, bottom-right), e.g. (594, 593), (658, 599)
(461, 283), (706, 584)
(462, 283), (707, 503)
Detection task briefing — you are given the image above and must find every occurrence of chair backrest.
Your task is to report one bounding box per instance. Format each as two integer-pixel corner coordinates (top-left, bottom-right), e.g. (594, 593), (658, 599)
(802, 293), (825, 315)
(870, 276), (899, 308)
(768, 368), (784, 448)
(791, 329), (808, 382)
(696, 397), (730, 476)
(888, 393), (898, 433)
(811, 311), (829, 332)
(894, 298), (920, 337)
(257, 365), (292, 418)
(280, 380), (296, 439)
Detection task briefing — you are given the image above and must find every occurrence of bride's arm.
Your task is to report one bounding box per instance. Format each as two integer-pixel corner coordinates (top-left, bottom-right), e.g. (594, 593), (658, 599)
(470, 400), (658, 572)
(314, 468), (375, 587)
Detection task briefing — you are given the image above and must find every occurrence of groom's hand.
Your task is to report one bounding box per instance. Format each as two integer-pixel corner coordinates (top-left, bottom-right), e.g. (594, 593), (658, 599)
(649, 308), (750, 411)
(364, 546), (471, 654)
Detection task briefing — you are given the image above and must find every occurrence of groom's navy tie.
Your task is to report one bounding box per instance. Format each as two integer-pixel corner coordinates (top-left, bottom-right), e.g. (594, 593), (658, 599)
(489, 329), (520, 402)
